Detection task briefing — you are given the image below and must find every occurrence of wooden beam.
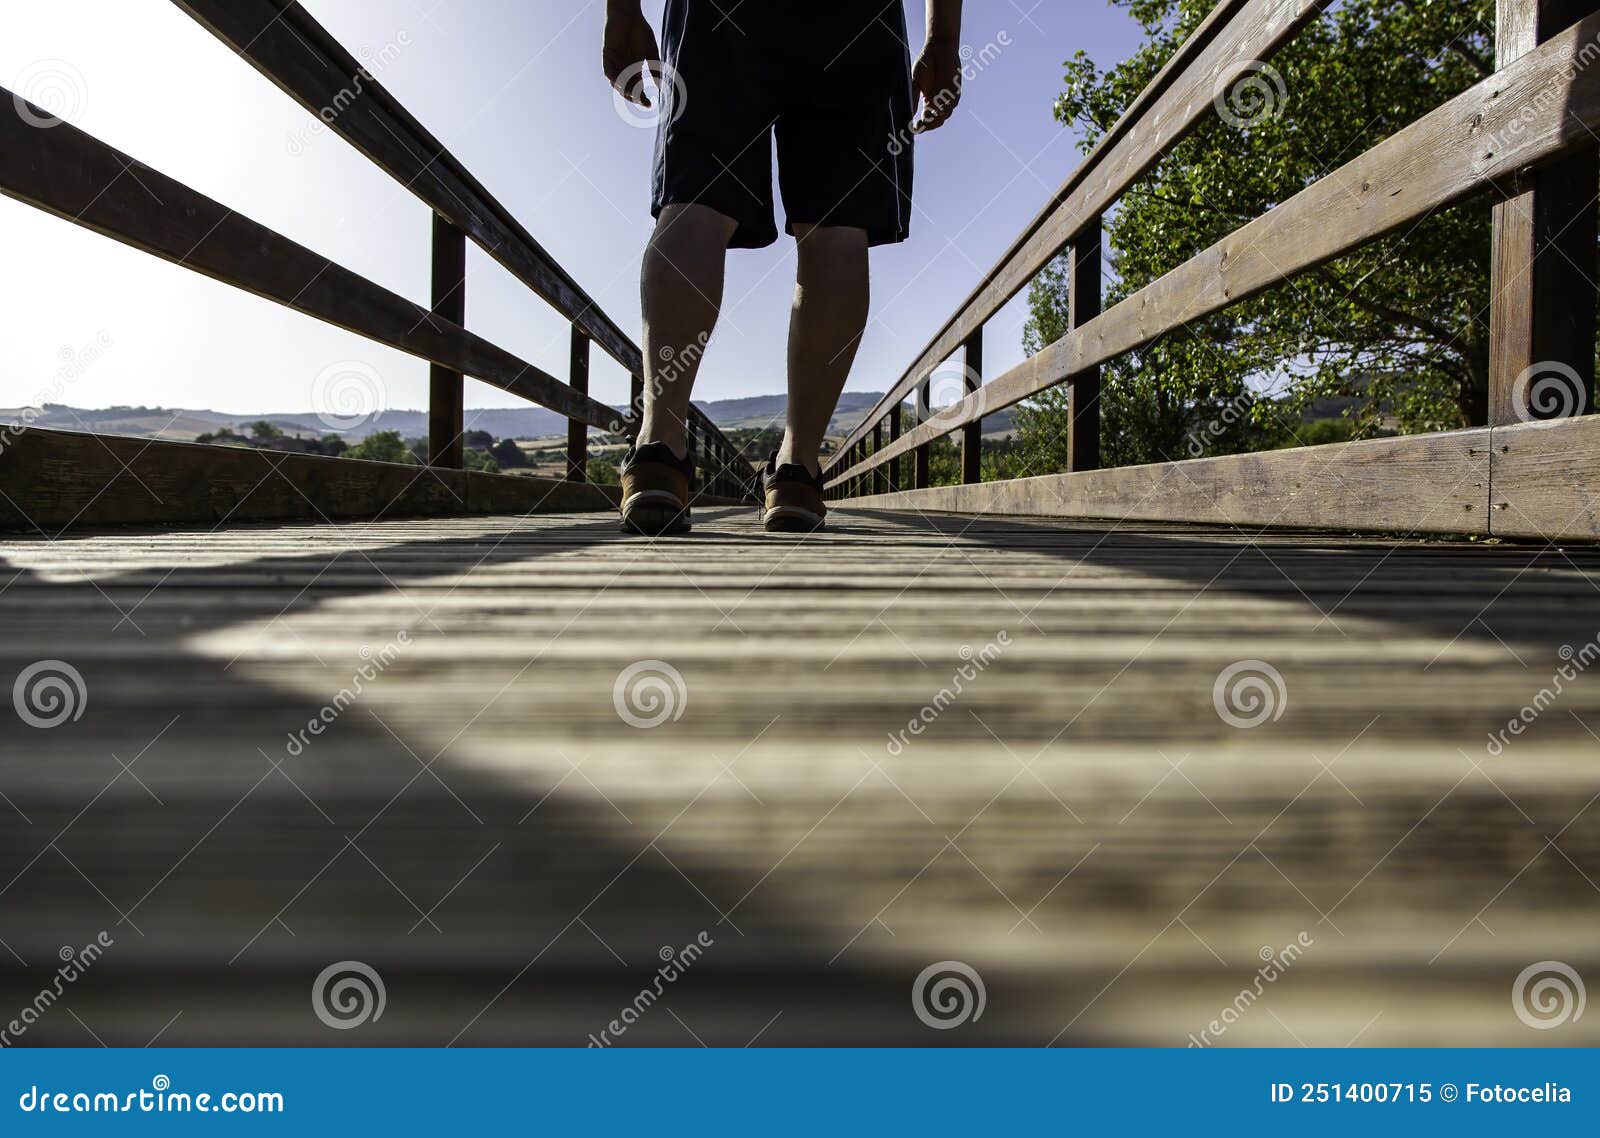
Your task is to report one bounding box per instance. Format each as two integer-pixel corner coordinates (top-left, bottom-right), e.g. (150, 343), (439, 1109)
(1068, 219), (1103, 472)
(1488, 0), (1600, 426)
(0, 97), (625, 432)
(914, 379), (931, 490)
(1488, 415), (1600, 539)
(567, 327), (590, 482)
(840, 430), (1491, 536)
(825, 15), (1600, 488)
(0, 427), (620, 531)
(961, 330), (983, 485)
(826, 0), (1334, 469)
(872, 421), (885, 494)
(429, 216), (467, 470)
(888, 403), (902, 493)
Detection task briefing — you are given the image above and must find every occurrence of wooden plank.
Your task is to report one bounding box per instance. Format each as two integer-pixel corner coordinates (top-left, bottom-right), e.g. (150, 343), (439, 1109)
(827, 0), (1333, 467)
(4, 506), (1599, 1045)
(429, 216), (467, 470)
(170, 0), (645, 378)
(0, 427), (618, 531)
(840, 429), (1491, 535)
(0, 96), (626, 433)
(1488, 0), (1600, 426)
(1489, 415), (1600, 538)
(827, 16), (1600, 488)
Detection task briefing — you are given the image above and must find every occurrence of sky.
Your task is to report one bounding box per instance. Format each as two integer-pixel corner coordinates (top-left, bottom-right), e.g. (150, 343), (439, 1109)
(0, 0), (1144, 417)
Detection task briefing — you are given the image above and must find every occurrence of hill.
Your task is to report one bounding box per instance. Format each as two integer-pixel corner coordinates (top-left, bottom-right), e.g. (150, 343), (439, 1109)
(3, 390), (1016, 444)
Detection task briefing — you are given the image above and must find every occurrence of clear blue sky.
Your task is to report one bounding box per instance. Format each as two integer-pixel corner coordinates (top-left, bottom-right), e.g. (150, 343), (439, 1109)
(0, 1), (1143, 415)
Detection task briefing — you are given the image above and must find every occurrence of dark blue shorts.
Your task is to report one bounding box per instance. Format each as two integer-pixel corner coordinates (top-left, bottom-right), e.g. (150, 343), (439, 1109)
(652, 0), (915, 249)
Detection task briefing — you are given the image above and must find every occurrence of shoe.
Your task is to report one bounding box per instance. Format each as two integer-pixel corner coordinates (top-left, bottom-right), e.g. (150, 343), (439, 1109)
(760, 453), (827, 533)
(620, 441), (694, 535)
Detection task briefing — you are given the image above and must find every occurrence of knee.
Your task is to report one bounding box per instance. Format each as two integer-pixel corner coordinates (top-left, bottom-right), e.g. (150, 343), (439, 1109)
(795, 224), (868, 265)
(650, 203), (738, 260)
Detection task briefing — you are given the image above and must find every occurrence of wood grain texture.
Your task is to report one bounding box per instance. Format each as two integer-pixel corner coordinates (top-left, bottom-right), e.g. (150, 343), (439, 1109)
(1487, 0), (1600, 426)
(830, 12), (1600, 488)
(0, 428), (673, 531)
(828, 0), (1332, 467)
(1, 508), (1596, 1045)
(1488, 414), (1600, 538)
(844, 430), (1492, 535)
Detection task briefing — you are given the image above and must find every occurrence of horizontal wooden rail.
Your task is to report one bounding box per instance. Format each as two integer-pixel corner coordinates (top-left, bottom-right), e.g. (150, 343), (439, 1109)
(171, 0), (644, 377)
(172, 0), (753, 493)
(0, 93), (624, 431)
(827, 0), (1333, 469)
(827, 12), (1600, 489)
(0, 427), (748, 531)
(843, 429), (1491, 533)
(839, 415), (1600, 544)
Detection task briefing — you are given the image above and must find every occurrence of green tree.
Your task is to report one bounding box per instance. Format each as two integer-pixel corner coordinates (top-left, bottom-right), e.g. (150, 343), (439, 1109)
(1020, 0), (1495, 471)
(586, 456), (621, 485)
(490, 438), (528, 468)
(342, 430), (417, 464)
(248, 420), (284, 442)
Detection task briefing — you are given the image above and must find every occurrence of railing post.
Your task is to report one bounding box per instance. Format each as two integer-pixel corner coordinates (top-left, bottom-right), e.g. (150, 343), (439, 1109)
(429, 214), (466, 469)
(914, 378), (931, 489)
(888, 402), (902, 493)
(566, 324), (589, 482)
(960, 330), (983, 484)
(1068, 218), (1103, 471)
(1489, 0), (1600, 426)
(872, 420), (885, 495)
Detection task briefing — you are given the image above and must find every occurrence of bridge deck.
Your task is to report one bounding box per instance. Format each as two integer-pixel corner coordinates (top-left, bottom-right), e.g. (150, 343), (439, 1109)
(1, 508), (1597, 1046)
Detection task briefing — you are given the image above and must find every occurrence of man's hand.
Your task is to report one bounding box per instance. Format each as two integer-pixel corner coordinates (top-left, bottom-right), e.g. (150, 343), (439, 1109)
(603, 1), (662, 108)
(911, 33), (962, 133)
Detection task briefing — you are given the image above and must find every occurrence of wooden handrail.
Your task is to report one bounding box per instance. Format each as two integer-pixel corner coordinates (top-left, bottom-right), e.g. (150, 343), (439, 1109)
(0, 97), (619, 429)
(171, 0), (752, 491)
(171, 0), (642, 377)
(825, 0), (1333, 471)
(1, 2), (756, 498)
(827, 2), (1600, 492)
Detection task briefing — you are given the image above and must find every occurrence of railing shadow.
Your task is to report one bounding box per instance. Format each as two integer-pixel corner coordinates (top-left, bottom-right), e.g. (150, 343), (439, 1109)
(0, 512), (1055, 1046)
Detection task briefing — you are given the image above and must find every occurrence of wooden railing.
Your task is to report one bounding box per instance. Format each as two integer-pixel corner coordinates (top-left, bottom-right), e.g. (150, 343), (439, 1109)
(824, 0), (1600, 542)
(0, 0), (757, 510)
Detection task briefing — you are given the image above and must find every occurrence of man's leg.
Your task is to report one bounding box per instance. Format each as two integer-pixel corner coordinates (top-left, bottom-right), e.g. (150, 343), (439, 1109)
(777, 224), (870, 477)
(637, 203), (740, 457)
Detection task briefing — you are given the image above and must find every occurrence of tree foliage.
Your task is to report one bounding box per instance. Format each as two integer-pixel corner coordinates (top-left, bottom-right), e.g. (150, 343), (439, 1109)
(1020, 0), (1496, 471)
(342, 430), (417, 465)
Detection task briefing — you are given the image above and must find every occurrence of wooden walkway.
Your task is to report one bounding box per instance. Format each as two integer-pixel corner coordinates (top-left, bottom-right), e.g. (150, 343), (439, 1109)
(1, 508), (1598, 1045)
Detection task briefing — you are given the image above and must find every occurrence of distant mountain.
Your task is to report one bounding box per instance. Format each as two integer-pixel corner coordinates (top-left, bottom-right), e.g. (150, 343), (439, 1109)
(5, 391), (1011, 443)
(0, 404), (576, 443)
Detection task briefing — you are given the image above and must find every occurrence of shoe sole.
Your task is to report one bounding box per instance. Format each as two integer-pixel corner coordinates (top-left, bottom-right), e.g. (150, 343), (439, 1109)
(762, 506), (826, 534)
(620, 491), (692, 536)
